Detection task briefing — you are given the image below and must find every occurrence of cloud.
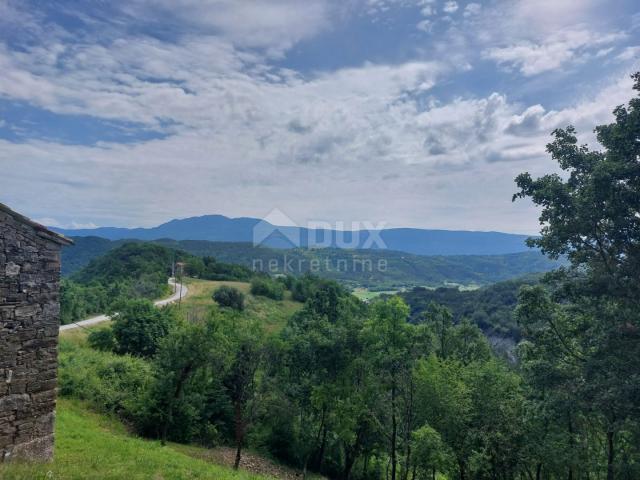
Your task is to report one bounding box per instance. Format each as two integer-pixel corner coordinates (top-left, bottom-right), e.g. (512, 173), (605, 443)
(463, 3), (481, 17)
(616, 46), (640, 62)
(483, 29), (626, 76)
(1, 72), (631, 232)
(442, 1), (458, 14)
(122, 0), (334, 55)
(0, 0), (638, 234)
(33, 217), (98, 229)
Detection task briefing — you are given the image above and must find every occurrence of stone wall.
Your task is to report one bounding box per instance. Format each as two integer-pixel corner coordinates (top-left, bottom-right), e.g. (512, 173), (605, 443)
(0, 206), (70, 462)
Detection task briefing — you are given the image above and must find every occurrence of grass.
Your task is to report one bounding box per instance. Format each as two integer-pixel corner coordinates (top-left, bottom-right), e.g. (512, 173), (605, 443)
(351, 287), (400, 302)
(0, 398), (272, 480)
(183, 278), (302, 334)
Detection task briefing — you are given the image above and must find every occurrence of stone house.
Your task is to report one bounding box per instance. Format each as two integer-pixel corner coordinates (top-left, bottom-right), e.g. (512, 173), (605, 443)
(0, 203), (72, 462)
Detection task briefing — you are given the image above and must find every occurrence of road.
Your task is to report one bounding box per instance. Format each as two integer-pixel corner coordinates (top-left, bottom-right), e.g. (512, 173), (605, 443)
(59, 278), (188, 332)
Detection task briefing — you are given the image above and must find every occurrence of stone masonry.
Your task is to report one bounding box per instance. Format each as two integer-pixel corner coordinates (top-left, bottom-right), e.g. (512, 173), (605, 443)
(0, 203), (72, 462)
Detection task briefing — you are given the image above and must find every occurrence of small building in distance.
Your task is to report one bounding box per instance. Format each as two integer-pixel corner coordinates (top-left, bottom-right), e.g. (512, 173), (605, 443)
(0, 203), (72, 462)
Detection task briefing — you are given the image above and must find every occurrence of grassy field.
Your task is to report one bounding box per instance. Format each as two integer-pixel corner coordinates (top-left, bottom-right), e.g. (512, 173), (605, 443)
(351, 287), (400, 302)
(0, 399), (271, 480)
(182, 278), (302, 334)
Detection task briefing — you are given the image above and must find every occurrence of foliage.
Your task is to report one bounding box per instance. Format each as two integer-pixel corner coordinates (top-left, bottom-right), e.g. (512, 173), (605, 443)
(250, 277), (285, 300)
(184, 255), (253, 282)
(61, 235), (115, 276)
(58, 338), (151, 419)
(152, 240), (563, 289)
(60, 242), (176, 324)
(213, 285), (246, 311)
(401, 275), (541, 339)
(60, 241), (252, 324)
(87, 327), (117, 352)
(64, 237), (564, 289)
(111, 299), (178, 357)
(512, 73), (640, 479)
(136, 316), (225, 445)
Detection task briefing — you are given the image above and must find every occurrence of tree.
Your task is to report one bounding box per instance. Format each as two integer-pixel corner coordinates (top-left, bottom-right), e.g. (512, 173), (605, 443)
(111, 299), (177, 357)
(363, 297), (424, 480)
(222, 319), (264, 469)
(411, 425), (450, 480)
(87, 327), (116, 352)
(414, 355), (473, 480)
(513, 73), (640, 479)
(144, 317), (221, 445)
(278, 281), (368, 479)
(422, 302), (454, 359)
(213, 285), (245, 311)
(250, 277), (285, 300)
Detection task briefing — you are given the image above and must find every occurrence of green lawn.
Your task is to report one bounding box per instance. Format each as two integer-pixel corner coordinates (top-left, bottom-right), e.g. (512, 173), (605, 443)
(0, 398), (272, 480)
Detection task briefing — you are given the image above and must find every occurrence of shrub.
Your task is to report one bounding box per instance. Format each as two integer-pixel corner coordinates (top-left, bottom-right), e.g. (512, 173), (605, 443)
(250, 277), (284, 300)
(212, 285), (245, 311)
(58, 338), (151, 419)
(112, 299), (177, 357)
(88, 327), (117, 352)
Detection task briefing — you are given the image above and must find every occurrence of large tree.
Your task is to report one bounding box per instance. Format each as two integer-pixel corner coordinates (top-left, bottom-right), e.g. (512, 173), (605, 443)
(514, 73), (640, 479)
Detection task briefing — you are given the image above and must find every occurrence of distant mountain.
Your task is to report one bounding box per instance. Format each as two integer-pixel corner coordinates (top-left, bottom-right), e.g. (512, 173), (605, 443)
(54, 214), (533, 256)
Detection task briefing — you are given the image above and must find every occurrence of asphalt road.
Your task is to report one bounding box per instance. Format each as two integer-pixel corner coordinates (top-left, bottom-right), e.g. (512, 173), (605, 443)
(59, 278), (188, 332)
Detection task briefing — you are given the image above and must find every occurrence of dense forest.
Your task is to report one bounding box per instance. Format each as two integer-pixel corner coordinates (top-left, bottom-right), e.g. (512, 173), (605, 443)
(401, 275), (542, 340)
(57, 74), (640, 479)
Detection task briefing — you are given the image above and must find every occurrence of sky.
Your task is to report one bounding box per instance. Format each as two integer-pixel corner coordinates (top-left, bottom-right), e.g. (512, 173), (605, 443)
(0, 0), (639, 234)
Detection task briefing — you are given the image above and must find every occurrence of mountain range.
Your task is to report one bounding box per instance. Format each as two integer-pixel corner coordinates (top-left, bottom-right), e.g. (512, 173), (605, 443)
(54, 214), (533, 256)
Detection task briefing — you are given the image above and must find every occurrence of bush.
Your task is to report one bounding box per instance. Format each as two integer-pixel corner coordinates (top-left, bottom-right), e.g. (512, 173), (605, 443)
(58, 338), (151, 419)
(213, 285), (245, 311)
(87, 327), (117, 352)
(250, 277), (284, 300)
(112, 299), (177, 357)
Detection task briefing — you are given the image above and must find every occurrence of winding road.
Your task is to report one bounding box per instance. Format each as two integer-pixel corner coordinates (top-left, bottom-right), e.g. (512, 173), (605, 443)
(59, 278), (188, 332)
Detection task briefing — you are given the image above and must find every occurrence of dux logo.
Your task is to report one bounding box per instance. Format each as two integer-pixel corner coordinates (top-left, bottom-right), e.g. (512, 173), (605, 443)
(253, 209), (301, 248)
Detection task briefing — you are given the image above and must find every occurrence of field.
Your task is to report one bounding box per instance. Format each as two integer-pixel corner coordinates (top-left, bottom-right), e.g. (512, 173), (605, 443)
(182, 278), (303, 334)
(0, 399), (270, 480)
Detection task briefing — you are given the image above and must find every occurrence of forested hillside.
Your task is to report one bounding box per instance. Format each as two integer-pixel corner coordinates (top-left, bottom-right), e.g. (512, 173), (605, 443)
(61, 242), (253, 324)
(62, 237), (563, 289)
(401, 275), (541, 339)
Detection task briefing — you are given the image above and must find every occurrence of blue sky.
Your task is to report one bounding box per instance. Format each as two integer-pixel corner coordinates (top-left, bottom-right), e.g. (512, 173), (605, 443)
(0, 0), (639, 233)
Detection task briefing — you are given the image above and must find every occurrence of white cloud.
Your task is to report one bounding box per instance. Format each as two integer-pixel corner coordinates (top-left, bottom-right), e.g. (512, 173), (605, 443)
(442, 1), (458, 14)
(420, 5), (435, 16)
(121, 0), (333, 56)
(33, 217), (98, 229)
(616, 46), (640, 62)
(463, 3), (481, 17)
(417, 19), (432, 32)
(0, 0), (637, 233)
(1, 56), (632, 232)
(483, 29), (626, 76)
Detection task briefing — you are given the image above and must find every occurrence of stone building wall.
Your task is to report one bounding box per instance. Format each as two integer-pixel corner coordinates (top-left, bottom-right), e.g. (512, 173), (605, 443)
(0, 204), (71, 462)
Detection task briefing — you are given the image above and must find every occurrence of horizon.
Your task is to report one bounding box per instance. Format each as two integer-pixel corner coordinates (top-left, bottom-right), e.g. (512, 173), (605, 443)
(50, 211), (536, 236)
(1, 1), (638, 234)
